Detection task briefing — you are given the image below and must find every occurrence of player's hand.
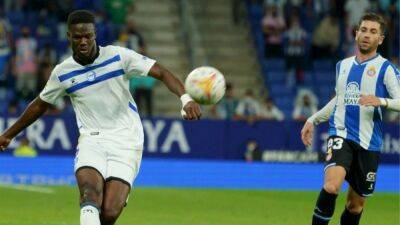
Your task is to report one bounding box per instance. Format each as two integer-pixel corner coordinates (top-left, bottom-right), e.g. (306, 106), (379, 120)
(182, 101), (202, 120)
(0, 135), (11, 152)
(359, 94), (381, 107)
(301, 121), (314, 147)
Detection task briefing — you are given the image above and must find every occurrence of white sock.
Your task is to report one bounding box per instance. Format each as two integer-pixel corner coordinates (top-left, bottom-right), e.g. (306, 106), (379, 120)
(80, 205), (100, 225)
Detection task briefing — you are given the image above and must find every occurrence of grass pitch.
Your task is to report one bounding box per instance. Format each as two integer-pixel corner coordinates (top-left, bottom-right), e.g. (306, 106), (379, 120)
(0, 186), (398, 225)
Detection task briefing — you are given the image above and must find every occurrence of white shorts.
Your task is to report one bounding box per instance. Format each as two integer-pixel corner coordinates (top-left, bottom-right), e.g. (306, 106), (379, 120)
(74, 133), (143, 188)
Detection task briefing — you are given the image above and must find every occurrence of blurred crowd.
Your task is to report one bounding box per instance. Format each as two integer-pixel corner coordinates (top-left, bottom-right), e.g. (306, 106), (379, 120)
(212, 82), (399, 123)
(258, 0), (398, 63)
(211, 82), (322, 122)
(0, 0), (398, 123)
(0, 0), (156, 117)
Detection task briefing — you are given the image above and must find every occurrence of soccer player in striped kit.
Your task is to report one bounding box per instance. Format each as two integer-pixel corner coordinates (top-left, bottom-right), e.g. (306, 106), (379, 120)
(301, 13), (400, 225)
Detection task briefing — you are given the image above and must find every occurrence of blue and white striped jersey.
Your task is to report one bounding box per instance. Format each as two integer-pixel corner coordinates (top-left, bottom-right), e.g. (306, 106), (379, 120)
(328, 54), (400, 151)
(40, 45), (156, 146)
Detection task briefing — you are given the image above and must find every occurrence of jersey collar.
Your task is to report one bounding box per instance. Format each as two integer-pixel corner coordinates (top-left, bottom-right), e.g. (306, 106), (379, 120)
(354, 53), (380, 65)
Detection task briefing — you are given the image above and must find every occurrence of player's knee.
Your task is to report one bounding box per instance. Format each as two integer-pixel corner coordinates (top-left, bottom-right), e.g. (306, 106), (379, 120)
(80, 183), (103, 204)
(323, 183), (340, 195)
(346, 199), (364, 214)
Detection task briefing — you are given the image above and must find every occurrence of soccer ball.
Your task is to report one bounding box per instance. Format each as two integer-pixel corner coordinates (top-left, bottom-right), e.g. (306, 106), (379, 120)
(184, 66), (226, 105)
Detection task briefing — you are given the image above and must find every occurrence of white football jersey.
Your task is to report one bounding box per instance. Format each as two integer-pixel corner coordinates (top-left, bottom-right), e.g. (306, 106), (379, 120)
(40, 45), (156, 147)
(329, 54), (400, 151)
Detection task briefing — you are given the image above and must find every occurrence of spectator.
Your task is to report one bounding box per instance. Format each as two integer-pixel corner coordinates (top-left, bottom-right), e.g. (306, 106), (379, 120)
(104, 0), (135, 26)
(114, 28), (130, 48)
(283, 14), (308, 88)
(244, 140), (262, 162)
(213, 82), (239, 119)
(262, 5), (286, 57)
(235, 89), (262, 124)
(292, 89), (318, 121)
(13, 138), (37, 157)
(263, 0), (290, 15)
(38, 43), (57, 65)
(345, 0), (370, 28)
(311, 12), (340, 59)
(0, 10), (11, 94)
(114, 21), (145, 54)
(14, 26), (37, 100)
(259, 98), (285, 121)
(309, 0), (331, 20)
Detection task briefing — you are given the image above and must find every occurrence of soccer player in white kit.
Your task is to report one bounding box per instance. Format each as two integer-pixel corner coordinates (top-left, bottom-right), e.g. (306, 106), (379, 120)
(0, 10), (201, 225)
(301, 13), (400, 225)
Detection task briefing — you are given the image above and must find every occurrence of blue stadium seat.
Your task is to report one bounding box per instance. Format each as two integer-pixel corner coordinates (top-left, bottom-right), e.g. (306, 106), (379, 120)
(5, 89), (15, 102)
(275, 96), (293, 111)
(248, 4), (263, 21)
(314, 72), (335, 85)
(6, 11), (24, 25)
(264, 58), (285, 71)
(0, 100), (7, 114)
(303, 72), (314, 86)
(269, 84), (293, 97)
(317, 85), (335, 105)
(313, 60), (334, 71)
(267, 71), (286, 84)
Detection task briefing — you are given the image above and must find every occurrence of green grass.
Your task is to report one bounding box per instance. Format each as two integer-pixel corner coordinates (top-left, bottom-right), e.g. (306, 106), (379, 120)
(0, 186), (398, 225)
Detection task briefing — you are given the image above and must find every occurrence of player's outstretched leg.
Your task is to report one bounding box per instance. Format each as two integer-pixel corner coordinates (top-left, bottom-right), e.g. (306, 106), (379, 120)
(100, 179), (131, 225)
(76, 168), (104, 225)
(340, 186), (365, 225)
(312, 166), (346, 225)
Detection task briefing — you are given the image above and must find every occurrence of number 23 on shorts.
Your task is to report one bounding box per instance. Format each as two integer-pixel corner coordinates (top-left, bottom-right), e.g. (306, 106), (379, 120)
(327, 137), (344, 150)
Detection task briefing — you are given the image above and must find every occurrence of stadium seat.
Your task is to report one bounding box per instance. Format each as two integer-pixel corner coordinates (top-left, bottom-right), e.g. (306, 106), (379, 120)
(269, 84), (293, 97)
(313, 59), (334, 71)
(314, 72), (335, 85)
(317, 85), (335, 105)
(264, 58), (285, 71)
(6, 11), (24, 25)
(303, 72), (314, 86)
(275, 96), (293, 110)
(267, 71), (286, 84)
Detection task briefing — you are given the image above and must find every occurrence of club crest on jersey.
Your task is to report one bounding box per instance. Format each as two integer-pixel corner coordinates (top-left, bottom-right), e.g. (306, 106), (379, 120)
(344, 82), (360, 105)
(366, 67), (376, 77)
(87, 71), (96, 82)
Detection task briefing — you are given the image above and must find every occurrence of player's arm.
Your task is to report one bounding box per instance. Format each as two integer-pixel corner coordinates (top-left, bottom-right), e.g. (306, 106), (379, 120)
(301, 96), (337, 147)
(0, 97), (51, 151)
(148, 62), (201, 120)
(359, 65), (400, 111)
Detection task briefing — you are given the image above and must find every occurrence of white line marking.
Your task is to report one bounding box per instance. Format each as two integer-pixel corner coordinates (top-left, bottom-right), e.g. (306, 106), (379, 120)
(0, 185), (54, 194)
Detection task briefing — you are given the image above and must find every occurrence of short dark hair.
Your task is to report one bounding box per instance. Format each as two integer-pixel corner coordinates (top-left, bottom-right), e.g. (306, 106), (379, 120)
(358, 13), (386, 35)
(67, 10), (95, 28)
